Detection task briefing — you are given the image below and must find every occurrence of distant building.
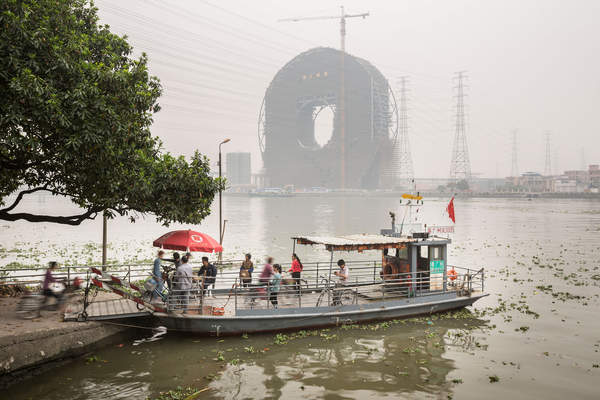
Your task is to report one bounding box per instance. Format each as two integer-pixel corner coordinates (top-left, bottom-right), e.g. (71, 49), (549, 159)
(226, 152), (251, 186)
(552, 177), (578, 193)
(505, 172), (552, 192)
(564, 170), (589, 184)
(590, 165), (600, 189)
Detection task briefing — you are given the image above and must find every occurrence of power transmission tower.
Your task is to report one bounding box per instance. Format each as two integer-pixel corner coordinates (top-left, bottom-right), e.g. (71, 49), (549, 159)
(544, 132), (552, 176)
(394, 76), (414, 189)
(511, 130), (518, 177)
(449, 71), (471, 183)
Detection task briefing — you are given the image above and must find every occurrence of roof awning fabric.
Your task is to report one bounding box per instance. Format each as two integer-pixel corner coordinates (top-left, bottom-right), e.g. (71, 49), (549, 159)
(292, 234), (416, 252)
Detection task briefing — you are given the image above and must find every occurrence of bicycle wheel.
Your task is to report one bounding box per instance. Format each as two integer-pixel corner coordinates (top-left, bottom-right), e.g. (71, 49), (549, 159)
(16, 296), (42, 319)
(137, 291), (152, 310)
(315, 289), (327, 307)
(340, 289), (355, 305)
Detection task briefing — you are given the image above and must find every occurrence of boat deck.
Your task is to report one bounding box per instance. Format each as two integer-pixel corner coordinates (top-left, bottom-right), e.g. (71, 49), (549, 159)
(165, 285), (420, 316)
(65, 285), (474, 321)
(64, 297), (150, 321)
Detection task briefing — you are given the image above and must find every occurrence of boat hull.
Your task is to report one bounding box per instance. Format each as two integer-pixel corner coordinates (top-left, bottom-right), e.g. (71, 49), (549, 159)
(153, 293), (487, 336)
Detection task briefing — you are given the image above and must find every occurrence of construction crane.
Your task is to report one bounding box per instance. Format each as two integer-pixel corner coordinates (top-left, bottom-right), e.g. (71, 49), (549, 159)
(278, 6), (369, 52)
(279, 6), (369, 189)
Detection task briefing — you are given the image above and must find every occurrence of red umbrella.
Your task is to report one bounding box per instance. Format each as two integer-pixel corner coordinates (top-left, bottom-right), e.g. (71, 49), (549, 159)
(152, 230), (223, 253)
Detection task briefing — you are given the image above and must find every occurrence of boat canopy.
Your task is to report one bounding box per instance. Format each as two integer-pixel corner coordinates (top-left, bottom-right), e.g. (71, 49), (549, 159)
(292, 234), (417, 252)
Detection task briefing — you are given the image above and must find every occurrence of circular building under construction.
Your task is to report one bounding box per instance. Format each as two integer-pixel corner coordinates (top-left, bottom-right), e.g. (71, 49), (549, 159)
(259, 47), (398, 189)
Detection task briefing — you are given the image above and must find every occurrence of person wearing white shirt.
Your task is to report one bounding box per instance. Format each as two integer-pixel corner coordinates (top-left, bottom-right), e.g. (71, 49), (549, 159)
(334, 259), (349, 282)
(333, 259), (349, 305)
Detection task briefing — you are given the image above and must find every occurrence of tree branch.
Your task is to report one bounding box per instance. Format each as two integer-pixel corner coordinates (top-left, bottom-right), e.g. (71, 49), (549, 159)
(0, 207), (102, 226)
(0, 186), (48, 213)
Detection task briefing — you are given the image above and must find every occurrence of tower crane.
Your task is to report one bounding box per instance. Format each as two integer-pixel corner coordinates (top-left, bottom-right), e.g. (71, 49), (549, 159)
(278, 6), (369, 53)
(279, 6), (369, 189)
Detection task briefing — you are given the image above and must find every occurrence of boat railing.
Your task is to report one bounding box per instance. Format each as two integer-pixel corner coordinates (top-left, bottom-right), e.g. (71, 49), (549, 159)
(449, 265), (485, 294)
(0, 259), (384, 289)
(162, 267), (484, 314)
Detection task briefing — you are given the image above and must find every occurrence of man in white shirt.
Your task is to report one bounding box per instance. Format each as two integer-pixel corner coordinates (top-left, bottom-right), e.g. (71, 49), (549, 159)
(174, 255), (194, 313)
(333, 259), (349, 306)
(334, 259), (349, 282)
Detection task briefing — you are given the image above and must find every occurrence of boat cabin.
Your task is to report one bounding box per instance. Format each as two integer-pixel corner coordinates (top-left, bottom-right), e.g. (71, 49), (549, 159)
(293, 233), (452, 297)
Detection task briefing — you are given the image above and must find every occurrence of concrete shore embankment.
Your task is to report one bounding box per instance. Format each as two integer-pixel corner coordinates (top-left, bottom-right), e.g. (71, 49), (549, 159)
(0, 298), (128, 387)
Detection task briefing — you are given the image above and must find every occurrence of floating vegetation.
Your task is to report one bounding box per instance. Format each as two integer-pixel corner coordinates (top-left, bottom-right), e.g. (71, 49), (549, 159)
(150, 386), (207, 400)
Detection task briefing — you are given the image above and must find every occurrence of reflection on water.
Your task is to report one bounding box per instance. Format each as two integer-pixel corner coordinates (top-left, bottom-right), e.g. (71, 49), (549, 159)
(5, 315), (487, 400)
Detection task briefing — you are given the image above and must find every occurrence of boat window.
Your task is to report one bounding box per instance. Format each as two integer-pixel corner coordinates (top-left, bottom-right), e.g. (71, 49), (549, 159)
(420, 246), (428, 259)
(431, 247), (440, 259)
(396, 247), (407, 259)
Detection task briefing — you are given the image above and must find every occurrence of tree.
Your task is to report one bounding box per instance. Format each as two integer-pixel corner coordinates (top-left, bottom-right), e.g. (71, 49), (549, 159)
(0, 0), (222, 225)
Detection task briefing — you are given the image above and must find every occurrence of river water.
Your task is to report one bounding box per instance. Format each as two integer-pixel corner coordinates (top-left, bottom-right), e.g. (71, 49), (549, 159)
(2, 195), (600, 399)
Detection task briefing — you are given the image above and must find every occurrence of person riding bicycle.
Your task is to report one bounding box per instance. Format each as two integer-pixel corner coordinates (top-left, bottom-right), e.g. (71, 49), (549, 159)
(42, 261), (63, 305)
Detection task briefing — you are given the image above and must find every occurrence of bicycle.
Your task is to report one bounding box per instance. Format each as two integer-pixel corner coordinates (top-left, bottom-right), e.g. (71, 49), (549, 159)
(137, 273), (169, 310)
(315, 275), (357, 307)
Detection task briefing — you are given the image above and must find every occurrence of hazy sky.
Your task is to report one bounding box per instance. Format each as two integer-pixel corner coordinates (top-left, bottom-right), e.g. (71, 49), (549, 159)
(96, 0), (600, 179)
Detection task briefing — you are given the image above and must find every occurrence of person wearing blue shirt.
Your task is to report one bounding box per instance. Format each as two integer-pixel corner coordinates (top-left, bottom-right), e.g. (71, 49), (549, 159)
(269, 264), (282, 309)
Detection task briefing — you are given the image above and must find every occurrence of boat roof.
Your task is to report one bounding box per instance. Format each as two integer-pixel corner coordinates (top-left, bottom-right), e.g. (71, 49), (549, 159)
(292, 234), (417, 251)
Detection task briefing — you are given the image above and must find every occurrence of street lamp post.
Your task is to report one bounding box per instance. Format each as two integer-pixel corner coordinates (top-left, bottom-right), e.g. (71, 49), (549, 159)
(218, 139), (230, 248)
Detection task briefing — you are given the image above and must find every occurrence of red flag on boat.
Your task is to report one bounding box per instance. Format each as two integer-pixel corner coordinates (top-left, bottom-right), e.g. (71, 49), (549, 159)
(446, 197), (456, 223)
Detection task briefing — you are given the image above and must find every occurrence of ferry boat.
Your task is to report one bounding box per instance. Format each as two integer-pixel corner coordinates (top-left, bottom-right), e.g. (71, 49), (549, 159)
(77, 227), (486, 336)
(151, 233), (485, 335)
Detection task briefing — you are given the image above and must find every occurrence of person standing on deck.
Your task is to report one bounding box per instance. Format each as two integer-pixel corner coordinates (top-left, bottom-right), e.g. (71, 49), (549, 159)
(174, 255), (193, 313)
(334, 259), (349, 282)
(166, 252), (181, 268)
(162, 252), (180, 290)
(269, 264), (282, 309)
(287, 253), (303, 295)
(333, 259), (349, 306)
(152, 250), (165, 300)
(259, 257), (274, 284)
(198, 257), (217, 297)
(239, 253), (254, 287)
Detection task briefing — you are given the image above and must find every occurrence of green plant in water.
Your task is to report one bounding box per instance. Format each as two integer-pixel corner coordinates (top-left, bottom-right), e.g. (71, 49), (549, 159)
(150, 386), (202, 400)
